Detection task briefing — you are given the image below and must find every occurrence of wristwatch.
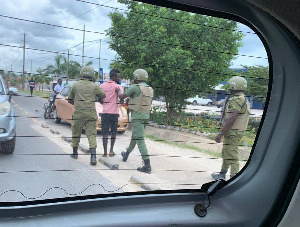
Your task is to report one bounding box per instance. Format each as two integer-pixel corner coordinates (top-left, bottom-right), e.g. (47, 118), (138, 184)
(218, 131), (224, 135)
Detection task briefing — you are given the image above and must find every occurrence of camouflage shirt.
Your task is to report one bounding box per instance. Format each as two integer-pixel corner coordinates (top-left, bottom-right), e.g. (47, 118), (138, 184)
(68, 79), (105, 111)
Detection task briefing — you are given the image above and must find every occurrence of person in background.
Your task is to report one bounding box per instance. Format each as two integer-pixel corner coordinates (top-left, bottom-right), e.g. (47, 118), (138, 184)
(68, 66), (105, 165)
(212, 76), (250, 180)
(119, 69), (153, 174)
(54, 78), (64, 94)
(29, 77), (35, 97)
(99, 69), (123, 157)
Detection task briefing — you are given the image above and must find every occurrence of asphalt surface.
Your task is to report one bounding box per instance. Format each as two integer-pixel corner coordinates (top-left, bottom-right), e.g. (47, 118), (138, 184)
(0, 92), (120, 203)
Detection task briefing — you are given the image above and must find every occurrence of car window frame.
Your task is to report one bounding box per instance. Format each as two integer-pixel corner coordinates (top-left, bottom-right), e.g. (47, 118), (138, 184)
(0, 0), (299, 226)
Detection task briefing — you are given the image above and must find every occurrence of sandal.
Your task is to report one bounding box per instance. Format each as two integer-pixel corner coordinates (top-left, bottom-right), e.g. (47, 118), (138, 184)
(102, 154), (108, 158)
(109, 152), (115, 157)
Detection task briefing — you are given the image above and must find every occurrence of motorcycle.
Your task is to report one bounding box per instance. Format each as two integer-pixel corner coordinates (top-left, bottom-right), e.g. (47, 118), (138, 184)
(44, 93), (56, 119)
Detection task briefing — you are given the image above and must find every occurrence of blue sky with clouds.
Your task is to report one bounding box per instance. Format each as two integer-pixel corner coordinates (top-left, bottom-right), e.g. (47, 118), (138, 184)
(0, 0), (268, 75)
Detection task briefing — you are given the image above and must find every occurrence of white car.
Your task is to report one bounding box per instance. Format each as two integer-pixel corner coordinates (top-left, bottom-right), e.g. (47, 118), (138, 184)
(8, 87), (19, 95)
(187, 95), (213, 106)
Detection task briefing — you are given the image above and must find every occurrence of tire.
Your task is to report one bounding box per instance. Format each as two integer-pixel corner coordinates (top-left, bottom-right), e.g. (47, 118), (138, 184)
(207, 102), (212, 107)
(192, 100), (197, 105)
(0, 136), (16, 154)
(53, 108), (61, 124)
(44, 106), (51, 119)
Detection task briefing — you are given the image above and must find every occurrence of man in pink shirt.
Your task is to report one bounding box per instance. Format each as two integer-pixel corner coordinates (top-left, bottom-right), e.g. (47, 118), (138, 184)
(100, 69), (123, 157)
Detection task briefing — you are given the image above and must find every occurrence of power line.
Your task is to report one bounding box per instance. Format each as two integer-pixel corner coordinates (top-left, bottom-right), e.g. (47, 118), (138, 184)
(74, 0), (256, 35)
(27, 0), (113, 39)
(0, 42), (269, 82)
(0, 14), (267, 60)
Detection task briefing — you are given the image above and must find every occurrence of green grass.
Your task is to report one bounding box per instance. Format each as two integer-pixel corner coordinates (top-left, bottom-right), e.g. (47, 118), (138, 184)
(145, 134), (222, 158)
(20, 89), (50, 99)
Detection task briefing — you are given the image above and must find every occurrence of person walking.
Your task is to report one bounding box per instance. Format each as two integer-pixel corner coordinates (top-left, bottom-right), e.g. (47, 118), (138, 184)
(68, 66), (105, 165)
(29, 77), (35, 97)
(99, 69), (123, 157)
(119, 69), (153, 173)
(54, 78), (64, 94)
(212, 76), (250, 180)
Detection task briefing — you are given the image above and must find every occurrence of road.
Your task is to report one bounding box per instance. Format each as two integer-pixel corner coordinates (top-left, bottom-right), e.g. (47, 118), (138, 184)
(0, 93), (250, 202)
(0, 93), (120, 202)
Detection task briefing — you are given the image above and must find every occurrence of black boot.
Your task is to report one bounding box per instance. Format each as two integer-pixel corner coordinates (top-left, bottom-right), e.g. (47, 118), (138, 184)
(121, 151), (130, 162)
(211, 169), (227, 180)
(70, 146), (78, 159)
(137, 159), (151, 174)
(90, 148), (97, 165)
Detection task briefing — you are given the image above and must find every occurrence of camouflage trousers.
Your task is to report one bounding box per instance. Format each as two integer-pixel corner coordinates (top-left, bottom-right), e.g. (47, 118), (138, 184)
(71, 110), (98, 149)
(126, 119), (149, 160)
(221, 132), (243, 175)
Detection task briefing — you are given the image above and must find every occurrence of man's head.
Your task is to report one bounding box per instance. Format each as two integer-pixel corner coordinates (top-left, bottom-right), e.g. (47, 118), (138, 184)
(57, 79), (62, 85)
(133, 69), (148, 83)
(80, 66), (95, 80)
(109, 69), (121, 84)
(228, 76), (247, 94)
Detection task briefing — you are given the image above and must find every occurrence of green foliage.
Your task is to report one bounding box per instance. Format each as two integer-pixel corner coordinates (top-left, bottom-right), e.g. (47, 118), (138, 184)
(150, 109), (259, 148)
(44, 55), (67, 77)
(107, 0), (244, 121)
(241, 65), (269, 102)
(44, 55), (96, 81)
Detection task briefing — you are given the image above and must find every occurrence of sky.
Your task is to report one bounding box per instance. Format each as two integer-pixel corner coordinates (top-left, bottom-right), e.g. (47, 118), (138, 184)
(0, 0), (268, 76)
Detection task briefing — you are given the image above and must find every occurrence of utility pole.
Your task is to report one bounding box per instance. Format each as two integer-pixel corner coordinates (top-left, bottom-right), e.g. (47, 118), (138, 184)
(22, 33), (26, 89)
(22, 33), (25, 76)
(66, 49), (69, 85)
(98, 39), (101, 83)
(82, 25), (85, 67)
(31, 59), (32, 75)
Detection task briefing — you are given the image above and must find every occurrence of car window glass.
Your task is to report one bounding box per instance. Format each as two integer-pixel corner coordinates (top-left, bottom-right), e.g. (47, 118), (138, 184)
(0, 0), (269, 202)
(61, 86), (70, 97)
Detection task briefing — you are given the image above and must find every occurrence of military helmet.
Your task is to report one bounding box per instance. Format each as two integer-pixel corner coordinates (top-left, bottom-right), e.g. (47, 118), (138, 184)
(228, 76), (247, 91)
(133, 69), (148, 81)
(80, 66), (95, 78)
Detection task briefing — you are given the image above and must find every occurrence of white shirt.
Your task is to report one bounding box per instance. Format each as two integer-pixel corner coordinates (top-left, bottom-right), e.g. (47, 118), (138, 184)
(54, 84), (64, 93)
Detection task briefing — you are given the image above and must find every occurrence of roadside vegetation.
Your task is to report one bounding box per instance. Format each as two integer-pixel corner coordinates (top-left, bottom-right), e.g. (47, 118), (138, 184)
(150, 106), (260, 148)
(20, 89), (51, 99)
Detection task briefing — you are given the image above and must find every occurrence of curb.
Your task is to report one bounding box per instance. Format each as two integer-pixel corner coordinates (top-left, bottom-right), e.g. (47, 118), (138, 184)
(98, 157), (119, 170)
(61, 135), (72, 143)
(79, 144), (90, 154)
(50, 129), (60, 134)
(130, 175), (161, 191)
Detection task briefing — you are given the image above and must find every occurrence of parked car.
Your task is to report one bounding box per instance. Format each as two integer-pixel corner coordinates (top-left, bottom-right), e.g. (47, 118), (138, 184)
(8, 87), (19, 96)
(0, 74), (16, 154)
(187, 95), (212, 106)
(54, 85), (128, 134)
(214, 98), (225, 108)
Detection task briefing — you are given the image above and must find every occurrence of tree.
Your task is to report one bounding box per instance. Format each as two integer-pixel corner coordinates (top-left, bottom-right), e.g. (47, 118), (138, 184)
(67, 60), (94, 80)
(240, 65), (269, 103)
(36, 67), (52, 92)
(45, 55), (67, 78)
(107, 0), (243, 122)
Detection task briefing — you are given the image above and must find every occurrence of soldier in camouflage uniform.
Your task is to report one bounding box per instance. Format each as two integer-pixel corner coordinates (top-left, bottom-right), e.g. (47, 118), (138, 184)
(68, 66), (105, 165)
(119, 69), (154, 173)
(212, 76), (250, 180)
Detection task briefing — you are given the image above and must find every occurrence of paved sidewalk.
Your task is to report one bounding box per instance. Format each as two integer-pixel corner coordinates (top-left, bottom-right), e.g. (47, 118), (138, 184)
(61, 128), (247, 192)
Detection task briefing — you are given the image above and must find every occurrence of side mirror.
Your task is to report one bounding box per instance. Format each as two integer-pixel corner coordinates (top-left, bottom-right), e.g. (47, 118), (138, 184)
(8, 90), (13, 102)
